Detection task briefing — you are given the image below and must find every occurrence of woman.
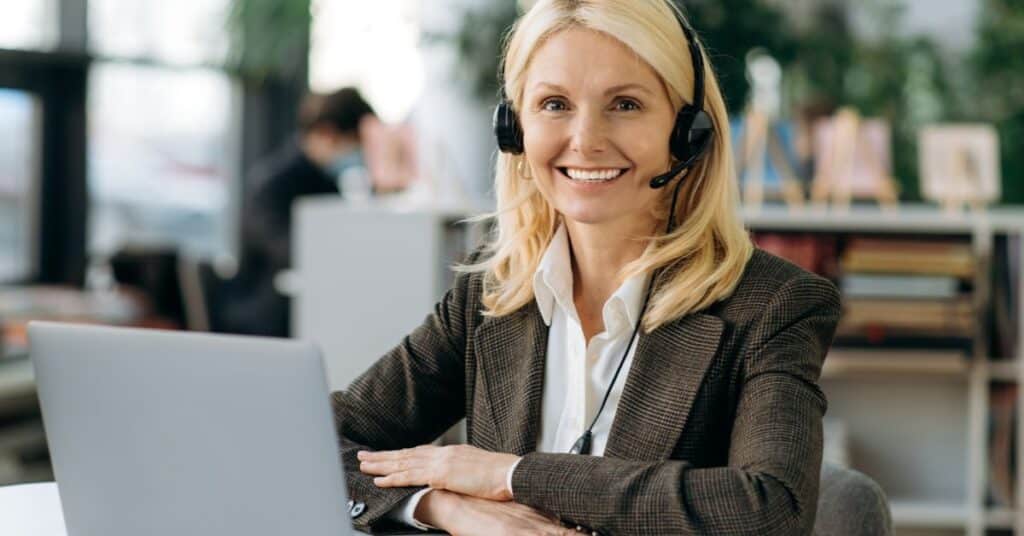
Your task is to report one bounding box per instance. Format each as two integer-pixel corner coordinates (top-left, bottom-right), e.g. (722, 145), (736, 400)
(335, 1), (841, 534)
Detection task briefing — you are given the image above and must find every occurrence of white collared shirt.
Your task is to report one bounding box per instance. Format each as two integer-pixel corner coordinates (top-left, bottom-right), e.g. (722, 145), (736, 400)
(392, 224), (648, 530)
(532, 223), (648, 456)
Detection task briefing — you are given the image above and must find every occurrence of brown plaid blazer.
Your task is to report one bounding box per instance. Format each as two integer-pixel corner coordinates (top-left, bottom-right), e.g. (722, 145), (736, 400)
(331, 248), (841, 535)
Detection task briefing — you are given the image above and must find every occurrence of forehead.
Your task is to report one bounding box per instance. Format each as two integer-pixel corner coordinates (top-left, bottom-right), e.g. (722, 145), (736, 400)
(523, 27), (667, 98)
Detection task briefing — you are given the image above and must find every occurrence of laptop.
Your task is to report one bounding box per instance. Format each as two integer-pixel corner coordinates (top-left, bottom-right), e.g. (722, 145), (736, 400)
(28, 322), (359, 536)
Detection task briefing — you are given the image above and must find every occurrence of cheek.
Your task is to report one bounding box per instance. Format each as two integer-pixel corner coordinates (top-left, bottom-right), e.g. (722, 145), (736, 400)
(626, 126), (672, 169)
(522, 123), (562, 162)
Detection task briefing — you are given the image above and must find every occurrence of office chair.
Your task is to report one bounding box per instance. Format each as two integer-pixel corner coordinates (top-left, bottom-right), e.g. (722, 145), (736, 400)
(814, 463), (892, 536)
(176, 254), (213, 332)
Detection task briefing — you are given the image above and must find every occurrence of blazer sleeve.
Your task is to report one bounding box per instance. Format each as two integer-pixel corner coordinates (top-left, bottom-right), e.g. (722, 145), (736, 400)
(329, 269), (476, 531)
(508, 273), (842, 536)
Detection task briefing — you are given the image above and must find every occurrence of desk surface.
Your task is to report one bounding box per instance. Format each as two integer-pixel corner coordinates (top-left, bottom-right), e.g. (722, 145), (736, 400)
(0, 482), (66, 536)
(0, 482), (399, 536)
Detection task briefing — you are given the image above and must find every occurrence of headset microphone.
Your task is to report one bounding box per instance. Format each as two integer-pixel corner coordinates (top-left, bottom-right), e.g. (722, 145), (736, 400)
(649, 134), (714, 189)
(650, 162), (686, 189)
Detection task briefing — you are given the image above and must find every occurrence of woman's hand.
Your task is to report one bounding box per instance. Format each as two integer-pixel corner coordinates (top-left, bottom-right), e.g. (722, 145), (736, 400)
(417, 489), (577, 536)
(357, 444), (520, 501)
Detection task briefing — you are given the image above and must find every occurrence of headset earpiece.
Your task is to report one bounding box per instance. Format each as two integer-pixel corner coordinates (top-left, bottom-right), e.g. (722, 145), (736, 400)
(670, 105), (713, 165)
(493, 99), (524, 155)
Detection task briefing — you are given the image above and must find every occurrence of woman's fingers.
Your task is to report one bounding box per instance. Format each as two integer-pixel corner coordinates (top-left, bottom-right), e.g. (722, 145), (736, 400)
(371, 470), (426, 488)
(357, 446), (431, 462)
(358, 458), (414, 475)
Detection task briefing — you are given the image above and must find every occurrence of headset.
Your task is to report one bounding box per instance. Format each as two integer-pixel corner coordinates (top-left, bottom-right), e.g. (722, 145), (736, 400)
(492, 4), (714, 189)
(492, 3), (715, 456)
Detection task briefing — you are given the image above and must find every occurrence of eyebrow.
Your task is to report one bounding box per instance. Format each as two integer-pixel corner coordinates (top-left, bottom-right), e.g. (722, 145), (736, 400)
(532, 82), (654, 96)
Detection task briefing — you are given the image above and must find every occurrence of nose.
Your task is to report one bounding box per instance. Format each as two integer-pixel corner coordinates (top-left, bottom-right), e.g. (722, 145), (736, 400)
(569, 108), (608, 155)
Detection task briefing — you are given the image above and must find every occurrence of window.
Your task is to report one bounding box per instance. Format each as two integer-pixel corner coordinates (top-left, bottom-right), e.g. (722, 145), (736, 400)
(88, 0), (230, 65)
(0, 0), (58, 51)
(86, 0), (240, 258)
(0, 89), (42, 281)
(87, 63), (239, 257)
(308, 0), (424, 122)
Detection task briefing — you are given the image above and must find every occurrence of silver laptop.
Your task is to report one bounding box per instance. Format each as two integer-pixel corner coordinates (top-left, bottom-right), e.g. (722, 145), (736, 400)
(29, 322), (356, 536)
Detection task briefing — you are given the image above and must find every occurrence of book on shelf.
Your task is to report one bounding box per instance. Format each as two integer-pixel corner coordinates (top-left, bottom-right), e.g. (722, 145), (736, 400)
(988, 382), (1017, 508)
(841, 274), (961, 300)
(832, 327), (973, 351)
(840, 296), (975, 335)
(823, 348), (968, 376)
(841, 238), (975, 278)
(753, 233), (838, 277)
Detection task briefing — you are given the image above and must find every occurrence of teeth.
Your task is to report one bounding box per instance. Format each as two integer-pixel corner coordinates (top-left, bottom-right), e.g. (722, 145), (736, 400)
(564, 168), (625, 181)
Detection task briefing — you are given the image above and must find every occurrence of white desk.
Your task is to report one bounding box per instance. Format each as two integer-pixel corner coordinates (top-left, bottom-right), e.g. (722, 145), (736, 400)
(0, 481), (416, 535)
(0, 482), (66, 536)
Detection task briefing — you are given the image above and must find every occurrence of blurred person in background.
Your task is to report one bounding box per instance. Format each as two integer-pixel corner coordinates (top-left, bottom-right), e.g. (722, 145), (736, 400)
(220, 87), (376, 337)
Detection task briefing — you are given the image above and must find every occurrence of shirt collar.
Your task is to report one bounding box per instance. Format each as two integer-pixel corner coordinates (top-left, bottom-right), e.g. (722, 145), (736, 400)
(532, 224), (650, 333)
(533, 224), (573, 327)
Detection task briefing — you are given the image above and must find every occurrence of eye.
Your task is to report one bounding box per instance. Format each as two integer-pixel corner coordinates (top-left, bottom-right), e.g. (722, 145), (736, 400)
(540, 97), (568, 112)
(614, 98), (642, 111)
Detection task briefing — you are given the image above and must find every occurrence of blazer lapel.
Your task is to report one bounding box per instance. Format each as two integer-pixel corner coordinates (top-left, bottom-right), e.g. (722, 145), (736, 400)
(604, 313), (725, 461)
(474, 303), (548, 456)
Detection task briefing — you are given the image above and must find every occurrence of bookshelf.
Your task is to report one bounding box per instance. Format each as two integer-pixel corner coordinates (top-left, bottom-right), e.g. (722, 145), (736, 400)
(745, 204), (1024, 536)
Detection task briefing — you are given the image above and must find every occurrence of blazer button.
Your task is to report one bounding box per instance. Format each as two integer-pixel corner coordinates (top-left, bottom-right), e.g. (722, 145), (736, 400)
(350, 501), (366, 518)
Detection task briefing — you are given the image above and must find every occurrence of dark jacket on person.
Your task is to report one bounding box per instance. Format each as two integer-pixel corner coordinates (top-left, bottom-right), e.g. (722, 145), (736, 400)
(225, 141), (339, 337)
(331, 248), (842, 535)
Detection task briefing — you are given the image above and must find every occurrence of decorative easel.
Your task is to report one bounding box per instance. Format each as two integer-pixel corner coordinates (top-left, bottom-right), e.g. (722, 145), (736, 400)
(737, 107), (806, 211)
(736, 50), (805, 212)
(811, 107), (899, 212)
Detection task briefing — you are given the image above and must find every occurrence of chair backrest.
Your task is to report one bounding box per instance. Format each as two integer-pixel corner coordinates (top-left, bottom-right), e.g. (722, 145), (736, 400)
(814, 464), (892, 536)
(177, 255), (212, 332)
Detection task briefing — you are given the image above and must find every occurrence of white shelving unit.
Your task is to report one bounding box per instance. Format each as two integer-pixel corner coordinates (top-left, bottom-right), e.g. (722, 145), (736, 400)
(890, 500), (970, 529)
(291, 197), (490, 390)
(745, 204), (1024, 536)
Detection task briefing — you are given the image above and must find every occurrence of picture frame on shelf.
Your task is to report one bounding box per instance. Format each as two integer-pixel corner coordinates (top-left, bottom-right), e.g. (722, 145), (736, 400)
(919, 124), (1001, 212)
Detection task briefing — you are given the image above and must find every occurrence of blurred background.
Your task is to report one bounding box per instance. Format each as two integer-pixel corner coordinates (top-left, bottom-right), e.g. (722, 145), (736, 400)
(0, 0), (1022, 534)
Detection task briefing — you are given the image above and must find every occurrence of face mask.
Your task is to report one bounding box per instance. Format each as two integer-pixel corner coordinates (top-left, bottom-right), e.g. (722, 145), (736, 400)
(325, 148), (366, 178)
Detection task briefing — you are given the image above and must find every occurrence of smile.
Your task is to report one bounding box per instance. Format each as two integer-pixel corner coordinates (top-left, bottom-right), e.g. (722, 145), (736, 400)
(557, 167), (629, 183)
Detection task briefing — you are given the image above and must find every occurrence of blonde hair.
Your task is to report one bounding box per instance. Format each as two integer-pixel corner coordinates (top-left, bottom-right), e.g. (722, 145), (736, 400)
(460, 0), (753, 333)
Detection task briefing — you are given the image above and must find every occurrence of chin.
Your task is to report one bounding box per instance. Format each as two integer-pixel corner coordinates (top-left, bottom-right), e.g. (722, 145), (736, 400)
(557, 204), (620, 226)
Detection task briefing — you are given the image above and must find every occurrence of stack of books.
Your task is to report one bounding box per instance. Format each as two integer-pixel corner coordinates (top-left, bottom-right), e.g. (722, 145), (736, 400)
(835, 238), (976, 350)
(752, 233), (838, 277)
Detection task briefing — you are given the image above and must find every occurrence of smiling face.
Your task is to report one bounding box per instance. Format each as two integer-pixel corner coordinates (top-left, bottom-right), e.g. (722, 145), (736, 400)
(519, 27), (677, 232)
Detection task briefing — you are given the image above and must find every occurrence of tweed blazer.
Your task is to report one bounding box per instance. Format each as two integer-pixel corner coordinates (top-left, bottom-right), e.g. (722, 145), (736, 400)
(330, 248), (842, 535)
